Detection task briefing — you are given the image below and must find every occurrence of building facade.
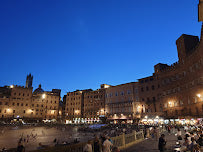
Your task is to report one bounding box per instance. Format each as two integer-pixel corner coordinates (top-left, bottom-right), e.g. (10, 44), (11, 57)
(83, 86), (105, 123)
(0, 74), (61, 122)
(32, 84), (61, 120)
(156, 25), (203, 119)
(64, 87), (106, 124)
(105, 82), (145, 123)
(0, 85), (33, 120)
(64, 90), (85, 123)
(141, 24), (203, 120)
(138, 75), (163, 117)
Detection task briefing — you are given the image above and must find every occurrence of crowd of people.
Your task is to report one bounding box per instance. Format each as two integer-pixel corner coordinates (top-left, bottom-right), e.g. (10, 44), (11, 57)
(83, 134), (119, 152)
(158, 125), (202, 152)
(0, 123), (202, 152)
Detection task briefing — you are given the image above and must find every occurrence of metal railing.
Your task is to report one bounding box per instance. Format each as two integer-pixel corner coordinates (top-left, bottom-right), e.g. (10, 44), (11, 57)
(31, 131), (144, 152)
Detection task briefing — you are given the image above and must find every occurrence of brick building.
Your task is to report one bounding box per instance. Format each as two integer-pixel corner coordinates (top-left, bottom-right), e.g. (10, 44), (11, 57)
(138, 76), (162, 117)
(0, 85), (33, 120)
(141, 24), (203, 120)
(105, 82), (145, 123)
(0, 74), (61, 122)
(155, 24), (203, 119)
(32, 84), (61, 120)
(64, 90), (87, 123)
(83, 86), (105, 123)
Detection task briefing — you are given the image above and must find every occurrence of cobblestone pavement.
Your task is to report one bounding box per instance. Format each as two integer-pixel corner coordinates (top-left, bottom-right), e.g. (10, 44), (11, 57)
(121, 132), (178, 152)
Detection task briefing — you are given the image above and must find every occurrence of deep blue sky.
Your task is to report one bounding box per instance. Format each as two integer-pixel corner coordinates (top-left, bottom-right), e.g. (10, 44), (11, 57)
(0, 0), (202, 96)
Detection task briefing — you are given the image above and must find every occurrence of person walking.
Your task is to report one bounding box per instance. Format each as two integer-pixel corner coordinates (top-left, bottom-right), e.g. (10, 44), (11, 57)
(158, 134), (166, 152)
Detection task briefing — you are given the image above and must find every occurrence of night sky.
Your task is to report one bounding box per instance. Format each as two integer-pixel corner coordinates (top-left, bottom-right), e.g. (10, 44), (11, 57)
(0, 0), (202, 96)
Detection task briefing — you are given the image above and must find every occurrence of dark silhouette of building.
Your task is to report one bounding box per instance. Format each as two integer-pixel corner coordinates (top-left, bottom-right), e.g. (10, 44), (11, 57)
(25, 73), (33, 88)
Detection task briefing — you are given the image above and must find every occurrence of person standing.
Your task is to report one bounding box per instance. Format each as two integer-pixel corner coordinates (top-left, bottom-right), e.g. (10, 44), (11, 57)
(167, 126), (171, 135)
(155, 127), (159, 141)
(84, 140), (92, 152)
(177, 128), (182, 140)
(103, 136), (113, 152)
(158, 134), (166, 152)
(93, 136), (102, 152)
(16, 141), (25, 152)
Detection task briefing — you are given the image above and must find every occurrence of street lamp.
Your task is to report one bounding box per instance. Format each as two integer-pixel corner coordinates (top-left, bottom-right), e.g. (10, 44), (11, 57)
(197, 94), (201, 98)
(7, 108), (10, 113)
(42, 94), (46, 99)
(168, 101), (172, 107)
(75, 110), (79, 115)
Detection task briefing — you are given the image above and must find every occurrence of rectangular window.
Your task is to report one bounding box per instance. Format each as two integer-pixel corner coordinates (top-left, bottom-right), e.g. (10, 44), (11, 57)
(120, 91), (124, 96)
(151, 85), (155, 90)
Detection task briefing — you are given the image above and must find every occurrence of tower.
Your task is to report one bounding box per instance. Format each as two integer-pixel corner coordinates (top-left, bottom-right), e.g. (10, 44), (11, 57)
(26, 73), (33, 88)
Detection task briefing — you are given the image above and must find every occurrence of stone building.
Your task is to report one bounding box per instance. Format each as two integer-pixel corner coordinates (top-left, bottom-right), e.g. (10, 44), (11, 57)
(141, 24), (203, 119)
(83, 86), (105, 123)
(0, 85), (33, 120)
(64, 87), (106, 124)
(32, 84), (61, 120)
(138, 75), (163, 117)
(105, 82), (144, 123)
(155, 24), (203, 119)
(0, 74), (61, 122)
(64, 90), (86, 123)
